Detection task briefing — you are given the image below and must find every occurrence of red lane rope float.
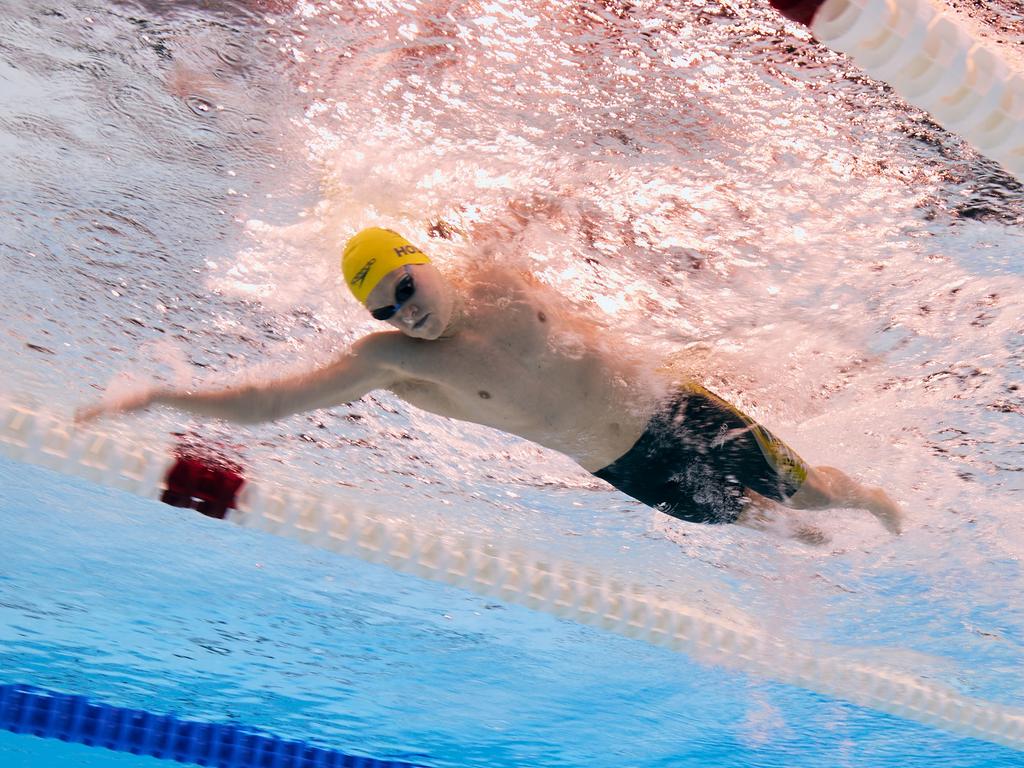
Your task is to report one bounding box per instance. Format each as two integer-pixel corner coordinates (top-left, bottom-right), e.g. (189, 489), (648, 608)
(768, 0), (826, 25)
(161, 450), (245, 521)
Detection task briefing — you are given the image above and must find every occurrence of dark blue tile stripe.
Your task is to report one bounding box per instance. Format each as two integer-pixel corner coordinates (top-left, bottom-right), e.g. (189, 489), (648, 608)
(0, 684), (428, 768)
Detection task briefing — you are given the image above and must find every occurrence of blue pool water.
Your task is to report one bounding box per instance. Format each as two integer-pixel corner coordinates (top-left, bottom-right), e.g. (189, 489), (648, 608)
(2, 0), (1024, 765)
(1, 455), (1021, 768)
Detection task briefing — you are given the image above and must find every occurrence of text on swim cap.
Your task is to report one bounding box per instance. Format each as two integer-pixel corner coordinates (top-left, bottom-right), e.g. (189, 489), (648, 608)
(394, 245), (422, 257)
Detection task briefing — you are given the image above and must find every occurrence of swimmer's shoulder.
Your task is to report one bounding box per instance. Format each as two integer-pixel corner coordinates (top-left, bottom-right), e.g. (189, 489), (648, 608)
(459, 262), (534, 292)
(455, 264), (551, 316)
(348, 330), (428, 373)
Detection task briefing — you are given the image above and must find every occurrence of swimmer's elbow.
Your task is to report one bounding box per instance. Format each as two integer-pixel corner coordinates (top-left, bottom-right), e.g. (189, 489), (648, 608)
(247, 381), (349, 423)
(155, 385), (287, 425)
(244, 387), (292, 424)
(214, 352), (386, 423)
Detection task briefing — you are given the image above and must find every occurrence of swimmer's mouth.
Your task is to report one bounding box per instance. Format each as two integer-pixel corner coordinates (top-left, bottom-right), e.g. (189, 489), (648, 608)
(413, 314), (430, 330)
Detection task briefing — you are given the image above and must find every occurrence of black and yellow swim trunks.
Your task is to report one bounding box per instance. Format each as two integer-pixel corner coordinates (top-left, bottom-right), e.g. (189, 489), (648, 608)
(594, 384), (809, 525)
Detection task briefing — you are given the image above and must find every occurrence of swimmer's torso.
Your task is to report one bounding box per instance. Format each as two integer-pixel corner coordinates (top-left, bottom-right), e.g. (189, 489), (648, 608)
(356, 268), (659, 470)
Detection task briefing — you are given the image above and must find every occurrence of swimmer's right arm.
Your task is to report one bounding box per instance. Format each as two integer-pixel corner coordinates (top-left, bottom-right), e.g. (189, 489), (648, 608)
(76, 335), (398, 426)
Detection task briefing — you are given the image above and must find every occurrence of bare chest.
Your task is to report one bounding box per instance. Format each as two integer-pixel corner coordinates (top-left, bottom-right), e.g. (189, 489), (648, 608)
(384, 301), (652, 468)
(391, 306), (561, 423)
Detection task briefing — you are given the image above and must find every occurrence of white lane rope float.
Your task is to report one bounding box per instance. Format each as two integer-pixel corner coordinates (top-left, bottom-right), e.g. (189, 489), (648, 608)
(770, 0), (1024, 181)
(1, 400), (1023, 750)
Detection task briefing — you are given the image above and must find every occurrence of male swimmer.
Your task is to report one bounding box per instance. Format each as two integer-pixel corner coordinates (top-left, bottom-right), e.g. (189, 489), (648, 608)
(78, 227), (903, 537)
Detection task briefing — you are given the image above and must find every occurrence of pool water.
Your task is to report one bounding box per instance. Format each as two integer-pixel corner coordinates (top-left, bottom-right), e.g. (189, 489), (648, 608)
(1, 0), (1023, 765)
(2, 456), (1021, 767)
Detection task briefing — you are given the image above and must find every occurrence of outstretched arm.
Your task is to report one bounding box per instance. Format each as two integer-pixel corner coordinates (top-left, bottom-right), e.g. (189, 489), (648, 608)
(76, 335), (398, 426)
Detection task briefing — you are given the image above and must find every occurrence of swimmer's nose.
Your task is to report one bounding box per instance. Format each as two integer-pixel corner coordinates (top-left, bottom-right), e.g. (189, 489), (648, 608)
(397, 304), (420, 328)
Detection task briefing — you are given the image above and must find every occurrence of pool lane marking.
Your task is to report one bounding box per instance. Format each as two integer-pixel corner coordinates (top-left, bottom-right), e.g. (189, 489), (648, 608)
(0, 683), (427, 768)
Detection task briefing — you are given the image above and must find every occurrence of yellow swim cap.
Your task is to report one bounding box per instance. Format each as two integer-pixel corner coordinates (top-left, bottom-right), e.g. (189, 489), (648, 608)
(342, 227), (431, 304)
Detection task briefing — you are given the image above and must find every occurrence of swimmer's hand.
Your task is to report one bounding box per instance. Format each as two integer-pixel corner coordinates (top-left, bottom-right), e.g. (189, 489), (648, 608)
(75, 387), (161, 425)
(868, 488), (904, 536)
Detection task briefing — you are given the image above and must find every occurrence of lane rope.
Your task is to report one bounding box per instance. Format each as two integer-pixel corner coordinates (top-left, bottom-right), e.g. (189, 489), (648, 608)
(2, 401), (1023, 750)
(0, 683), (426, 768)
(770, 0), (1024, 181)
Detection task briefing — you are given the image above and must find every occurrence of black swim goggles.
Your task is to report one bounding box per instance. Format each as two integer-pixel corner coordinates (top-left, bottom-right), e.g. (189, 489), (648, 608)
(370, 266), (416, 321)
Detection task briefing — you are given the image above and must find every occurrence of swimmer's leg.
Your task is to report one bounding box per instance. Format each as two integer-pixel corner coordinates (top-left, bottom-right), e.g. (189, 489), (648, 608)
(785, 466), (903, 534)
(735, 492), (830, 546)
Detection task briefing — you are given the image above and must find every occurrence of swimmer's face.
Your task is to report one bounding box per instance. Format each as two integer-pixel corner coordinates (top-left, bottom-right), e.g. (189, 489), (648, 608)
(365, 263), (454, 340)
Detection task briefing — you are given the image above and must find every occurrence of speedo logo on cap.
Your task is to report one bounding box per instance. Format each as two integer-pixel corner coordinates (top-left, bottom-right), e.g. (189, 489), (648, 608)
(350, 258), (376, 288)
